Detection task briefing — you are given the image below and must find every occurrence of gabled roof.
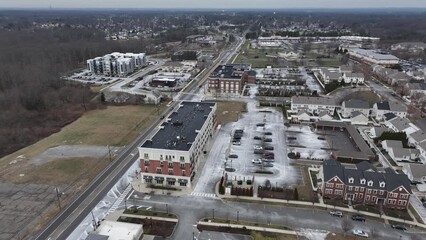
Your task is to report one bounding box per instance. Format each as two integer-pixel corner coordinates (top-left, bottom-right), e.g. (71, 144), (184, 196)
(387, 117), (412, 132)
(409, 130), (426, 144)
(376, 101), (390, 110)
(323, 159), (411, 193)
(384, 113), (397, 121)
(343, 99), (370, 109)
(382, 140), (403, 148)
(356, 161), (377, 172)
(391, 147), (419, 159)
(405, 163), (426, 179)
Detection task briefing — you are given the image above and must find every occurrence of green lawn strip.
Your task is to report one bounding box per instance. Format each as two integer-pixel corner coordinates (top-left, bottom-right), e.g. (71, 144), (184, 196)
(123, 208), (177, 219)
(202, 217), (292, 231)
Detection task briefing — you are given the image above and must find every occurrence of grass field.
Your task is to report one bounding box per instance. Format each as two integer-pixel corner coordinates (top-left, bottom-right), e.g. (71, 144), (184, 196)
(214, 101), (248, 124)
(232, 42), (281, 68)
(0, 104), (167, 184)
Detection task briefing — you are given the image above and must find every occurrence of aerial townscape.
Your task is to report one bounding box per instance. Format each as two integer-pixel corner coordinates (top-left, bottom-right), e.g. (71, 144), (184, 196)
(3, 1), (426, 240)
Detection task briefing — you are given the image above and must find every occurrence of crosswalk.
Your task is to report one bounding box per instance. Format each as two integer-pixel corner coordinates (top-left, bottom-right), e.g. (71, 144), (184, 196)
(190, 192), (217, 199)
(107, 184), (133, 214)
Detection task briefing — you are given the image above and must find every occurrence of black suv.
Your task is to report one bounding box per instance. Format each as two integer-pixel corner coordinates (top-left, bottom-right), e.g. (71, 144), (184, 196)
(391, 224), (407, 231)
(351, 214), (366, 222)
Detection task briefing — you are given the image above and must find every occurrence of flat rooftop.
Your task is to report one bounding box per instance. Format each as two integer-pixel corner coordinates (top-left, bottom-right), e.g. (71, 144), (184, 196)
(141, 101), (215, 151)
(210, 64), (251, 79)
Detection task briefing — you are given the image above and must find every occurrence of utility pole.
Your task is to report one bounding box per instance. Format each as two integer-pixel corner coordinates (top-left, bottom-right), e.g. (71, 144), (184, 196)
(55, 187), (62, 210)
(107, 145), (112, 162)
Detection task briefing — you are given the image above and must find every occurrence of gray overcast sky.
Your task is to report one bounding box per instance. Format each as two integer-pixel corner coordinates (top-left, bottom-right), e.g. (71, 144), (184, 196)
(0, 0), (425, 9)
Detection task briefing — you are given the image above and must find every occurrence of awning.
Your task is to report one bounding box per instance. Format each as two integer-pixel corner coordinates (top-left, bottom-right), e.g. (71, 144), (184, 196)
(178, 179), (188, 184)
(143, 175), (153, 180)
(166, 177), (176, 182)
(154, 176), (165, 181)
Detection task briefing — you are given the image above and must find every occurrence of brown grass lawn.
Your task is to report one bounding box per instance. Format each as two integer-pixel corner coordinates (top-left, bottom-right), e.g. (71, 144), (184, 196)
(215, 101), (247, 124)
(0, 104), (167, 185)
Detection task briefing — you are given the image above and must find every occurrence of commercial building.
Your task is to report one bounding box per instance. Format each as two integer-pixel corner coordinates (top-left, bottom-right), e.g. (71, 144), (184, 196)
(319, 159), (412, 210)
(86, 220), (143, 240)
(139, 101), (217, 188)
(207, 64), (256, 96)
(347, 48), (399, 67)
(87, 52), (147, 77)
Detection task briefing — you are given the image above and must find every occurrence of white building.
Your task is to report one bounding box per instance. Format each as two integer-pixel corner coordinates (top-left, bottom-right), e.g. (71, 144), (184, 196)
(139, 102), (217, 188)
(87, 220), (143, 240)
(382, 140), (419, 163)
(350, 112), (369, 126)
(87, 52), (147, 77)
(384, 117), (419, 136)
(341, 99), (370, 118)
(342, 72), (365, 84)
(371, 101), (407, 121)
(408, 130), (426, 147)
(347, 48), (399, 67)
(290, 96), (336, 117)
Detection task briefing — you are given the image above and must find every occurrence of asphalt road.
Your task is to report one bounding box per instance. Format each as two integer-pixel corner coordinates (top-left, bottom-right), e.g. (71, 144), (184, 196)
(34, 34), (245, 240)
(128, 193), (426, 240)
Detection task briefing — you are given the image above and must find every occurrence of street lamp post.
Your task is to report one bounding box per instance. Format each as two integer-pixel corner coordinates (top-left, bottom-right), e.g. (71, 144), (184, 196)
(237, 211), (239, 222)
(212, 208), (215, 219)
(166, 204), (169, 215)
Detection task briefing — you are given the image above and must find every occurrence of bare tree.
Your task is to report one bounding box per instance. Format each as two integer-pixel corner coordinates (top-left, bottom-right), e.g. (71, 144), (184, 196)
(341, 218), (353, 236)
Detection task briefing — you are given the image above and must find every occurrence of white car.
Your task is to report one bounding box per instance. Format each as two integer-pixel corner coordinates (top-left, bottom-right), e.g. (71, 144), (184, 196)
(252, 159), (262, 165)
(253, 145), (263, 150)
(352, 229), (368, 238)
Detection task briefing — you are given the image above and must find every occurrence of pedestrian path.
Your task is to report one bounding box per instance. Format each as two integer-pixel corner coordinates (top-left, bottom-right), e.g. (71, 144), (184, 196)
(191, 192), (217, 199)
(107, 184), (133, 214)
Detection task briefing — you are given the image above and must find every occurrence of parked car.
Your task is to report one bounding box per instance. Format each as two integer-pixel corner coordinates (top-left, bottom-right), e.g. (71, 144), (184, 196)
(287, 136), (297, 140)
(252, 159), (262, 165)
(254, 150), (263, 154)
(391, 224), (407, 231)
(228, 154), (238, 159)
(256, 123), (265, 127)
(263, 151), (274, 156)
(232, 141), (241, 146)
(352, 229), (368, 238)
(264, 138), (272, 142)
(262, 158), (275, 162)
(264, 146), (274, 150)
(254, 136), (262, 140)
(317, 136), (325, 140)
(264, 155), (275, 160)
(254, 145), (263, 150)
(262, 162), (274, 168)
(351, 214), (366, 222)
(329, 211), (343, 217)
(235, 129), (244, 134)
(264, 132), (272, 135)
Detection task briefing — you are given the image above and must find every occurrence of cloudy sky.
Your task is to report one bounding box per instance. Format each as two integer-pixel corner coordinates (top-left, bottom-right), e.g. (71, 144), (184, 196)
(0, 0), (425, 9)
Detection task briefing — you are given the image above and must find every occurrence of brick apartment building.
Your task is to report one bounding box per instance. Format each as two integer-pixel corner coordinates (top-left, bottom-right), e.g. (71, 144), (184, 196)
(207, 64), (256, 96)
(138, 101), (217, 188)
(319, 160), (411, 209)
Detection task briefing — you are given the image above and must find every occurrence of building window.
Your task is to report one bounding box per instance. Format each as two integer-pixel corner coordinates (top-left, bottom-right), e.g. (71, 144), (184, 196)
(144, 160), (149, 166)
(144, 153), (149, 159)
(326, 183), (333, 188)
(182, 170), (186, 176)
(360, 187), (365, 192)
(179, 182), (187, 186)
(360, 179), (366, 185)
(366, 196), (370, 201)
(145, 178), (152, 184)
(348, 178), (354, 183)
(336, 184), (343, 189)
(373, 190), (377, 194)
(368, 181), (373, 186)
(180, 156), (185, 161)
(180, 163), (185, 169)
(355, 187), (359, 191)
(160, 155), (163, 160)
(367, 189), (371, 194)
(348, 186), (353, 191)
(144, 167), (148, 172)
(379, 190), (384, 195)
(156, 168), (162, 174)
(168, 169), (174, 175)
(168, 162), (173, 167)
(156, 179), (163, 184)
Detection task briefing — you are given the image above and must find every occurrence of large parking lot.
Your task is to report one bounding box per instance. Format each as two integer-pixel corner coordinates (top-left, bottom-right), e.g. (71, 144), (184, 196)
(285, 125), (331, 160)
(193, 87), (299, 195)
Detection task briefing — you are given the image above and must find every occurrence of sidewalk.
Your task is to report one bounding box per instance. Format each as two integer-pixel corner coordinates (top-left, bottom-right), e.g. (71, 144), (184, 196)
(215, 182), (426, 230)
(198, 221), (297, 235)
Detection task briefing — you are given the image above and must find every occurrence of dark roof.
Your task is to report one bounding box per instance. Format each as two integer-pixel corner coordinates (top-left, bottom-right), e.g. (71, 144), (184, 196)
(343, 99), (370, 109)
(323, 159), (412, 193)
(384, 113), (397, 121)
(356, 161), (377, 172)
(86, 233), (109, 240)
(141, 102), (215, 151)
(210, 64), (251, 79)
(376, 101), (390, 110)
(415, 118), (426, 132)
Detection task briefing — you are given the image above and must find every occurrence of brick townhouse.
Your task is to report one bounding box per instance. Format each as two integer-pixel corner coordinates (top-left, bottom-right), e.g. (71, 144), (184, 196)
(320, 160), (411, 209)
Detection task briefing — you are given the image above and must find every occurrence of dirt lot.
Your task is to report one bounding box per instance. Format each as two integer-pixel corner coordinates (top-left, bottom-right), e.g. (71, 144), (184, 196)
(215, 101), (247, 124)
(0, 104), (166, 239)
(326, 232), (364, 240)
